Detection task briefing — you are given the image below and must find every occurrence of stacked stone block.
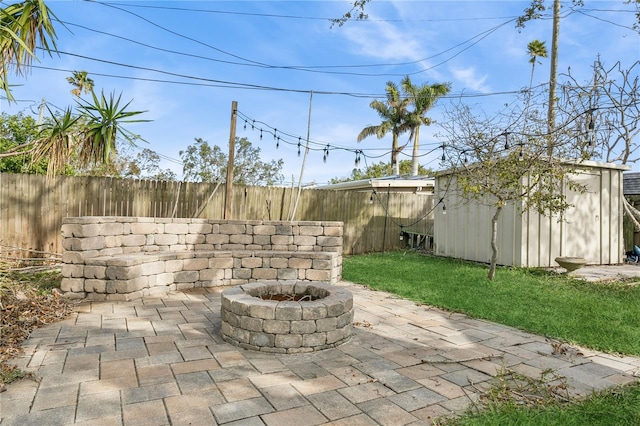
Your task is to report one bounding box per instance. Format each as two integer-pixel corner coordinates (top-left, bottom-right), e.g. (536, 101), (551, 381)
(60, 217), (343, 300)
(220, 282), (353, 353)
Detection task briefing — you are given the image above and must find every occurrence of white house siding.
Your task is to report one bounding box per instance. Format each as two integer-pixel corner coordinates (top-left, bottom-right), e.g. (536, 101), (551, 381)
(434, 161), (628, 268)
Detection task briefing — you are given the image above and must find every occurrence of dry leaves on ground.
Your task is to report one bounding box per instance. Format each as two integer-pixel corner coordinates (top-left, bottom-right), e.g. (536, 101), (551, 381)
(0, 263), (75, 385)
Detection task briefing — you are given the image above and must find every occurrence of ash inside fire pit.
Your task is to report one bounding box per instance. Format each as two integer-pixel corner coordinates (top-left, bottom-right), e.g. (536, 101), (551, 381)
(220, 281), (353, 353)
(259, 293), (321, 301)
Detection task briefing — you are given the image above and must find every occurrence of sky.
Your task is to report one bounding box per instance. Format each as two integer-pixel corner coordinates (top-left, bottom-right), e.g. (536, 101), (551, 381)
(2, 0), (639, 185)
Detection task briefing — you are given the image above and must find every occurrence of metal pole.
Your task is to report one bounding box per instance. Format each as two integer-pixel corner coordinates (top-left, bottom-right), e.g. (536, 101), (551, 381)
(290, 91), (313, 221)
(224, 101), (237, 219)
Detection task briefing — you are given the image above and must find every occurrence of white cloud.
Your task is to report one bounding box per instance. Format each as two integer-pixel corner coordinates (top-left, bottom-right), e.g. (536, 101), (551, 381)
(341, 14), (429, 63)
(449, 66), (491, 93)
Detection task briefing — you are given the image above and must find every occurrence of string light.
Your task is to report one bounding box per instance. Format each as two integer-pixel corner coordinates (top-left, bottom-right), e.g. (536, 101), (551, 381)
(238, 108), (581, 169)
(243, 119), (247, 130)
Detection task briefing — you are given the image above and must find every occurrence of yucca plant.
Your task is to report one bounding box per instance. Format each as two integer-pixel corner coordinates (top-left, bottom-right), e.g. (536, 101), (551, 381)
(75, 90), (149, 167)
(30, 107), (78, 176)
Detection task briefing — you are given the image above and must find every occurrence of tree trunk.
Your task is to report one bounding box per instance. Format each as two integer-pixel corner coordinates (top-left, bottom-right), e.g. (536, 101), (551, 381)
(487, 205), (503, 281)
(411, 126), (420, 176)
(392, 133), (400, 175)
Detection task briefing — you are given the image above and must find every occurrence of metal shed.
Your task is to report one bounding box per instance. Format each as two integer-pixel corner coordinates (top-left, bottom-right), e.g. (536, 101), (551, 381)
(434, 160), (630, 268)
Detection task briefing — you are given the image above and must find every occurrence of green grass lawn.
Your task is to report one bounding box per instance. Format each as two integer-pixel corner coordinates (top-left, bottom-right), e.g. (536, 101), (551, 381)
(343, 251), (640, 356)
(343, 251), (640, 425)
(447, 383), (640, 426)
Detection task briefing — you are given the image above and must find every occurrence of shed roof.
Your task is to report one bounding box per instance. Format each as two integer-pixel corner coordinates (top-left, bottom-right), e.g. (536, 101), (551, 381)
(623, 172), (640, 195)
(316, 175), (435, 192)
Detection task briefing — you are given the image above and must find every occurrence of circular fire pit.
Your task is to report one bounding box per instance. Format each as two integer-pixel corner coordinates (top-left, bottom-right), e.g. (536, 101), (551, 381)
(220, 282), (353, 353)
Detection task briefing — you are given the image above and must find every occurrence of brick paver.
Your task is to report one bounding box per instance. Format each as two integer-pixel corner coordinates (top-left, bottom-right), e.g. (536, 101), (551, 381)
(1, 282), (639, 425)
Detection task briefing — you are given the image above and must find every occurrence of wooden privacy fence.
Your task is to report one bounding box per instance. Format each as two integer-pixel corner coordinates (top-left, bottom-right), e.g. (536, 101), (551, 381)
(0, 173), (434, 258)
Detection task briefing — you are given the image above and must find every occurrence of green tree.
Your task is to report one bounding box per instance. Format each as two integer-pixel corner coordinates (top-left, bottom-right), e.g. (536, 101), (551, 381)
(440, 99), (586, 281)
(401, 76), (450, 176)
(358, 81), (412, 176)
(330, 160), (433, 184)
(122, 147), (177, 181)
(1, 0), (59, 101)
(0, 112), (48, 173)
(180, 137), (284, 186)
(66, 70), (94, 97)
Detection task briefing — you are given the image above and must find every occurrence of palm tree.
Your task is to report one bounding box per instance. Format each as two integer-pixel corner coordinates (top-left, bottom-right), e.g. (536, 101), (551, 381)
(67, 70), (94, 97)
(357, 81), (411, 175)
(527, 40), (548, 89)
(401, 76), (450, 176)
(1, 0), (59, 101)
(523, 40), (548, 133)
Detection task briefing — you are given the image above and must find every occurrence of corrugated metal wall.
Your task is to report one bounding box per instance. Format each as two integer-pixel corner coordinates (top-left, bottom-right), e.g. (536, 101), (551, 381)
(434, 161), (628, 267)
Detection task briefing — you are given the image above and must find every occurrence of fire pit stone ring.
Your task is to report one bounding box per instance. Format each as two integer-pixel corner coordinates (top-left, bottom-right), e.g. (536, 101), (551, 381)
(220, 281), (353, 353)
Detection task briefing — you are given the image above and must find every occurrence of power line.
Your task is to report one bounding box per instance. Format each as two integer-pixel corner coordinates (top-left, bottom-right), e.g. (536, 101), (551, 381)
(29, 55), (531, 101)
(101, 1), (522, 24)
(64, 1), (523, 77)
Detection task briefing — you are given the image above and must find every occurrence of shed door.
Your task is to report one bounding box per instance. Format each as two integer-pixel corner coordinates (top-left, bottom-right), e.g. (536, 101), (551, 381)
(563, 172), (600, 263)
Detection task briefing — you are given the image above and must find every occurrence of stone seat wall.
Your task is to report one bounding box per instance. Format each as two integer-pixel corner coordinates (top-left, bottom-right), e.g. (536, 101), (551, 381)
(60, 217), (343, 301)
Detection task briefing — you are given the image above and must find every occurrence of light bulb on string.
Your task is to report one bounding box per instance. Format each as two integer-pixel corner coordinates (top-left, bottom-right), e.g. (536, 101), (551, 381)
(297, 137), (301, 157)
(251, 120), (255, 130)
(243, 120), (247, 130)
(276, 137), (280, 149)
(273, 129), (277, 140)
(259, 129), (263, 140)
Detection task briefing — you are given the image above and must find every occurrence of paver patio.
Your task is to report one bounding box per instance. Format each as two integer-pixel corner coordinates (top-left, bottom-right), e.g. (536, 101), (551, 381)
(1, 281), (639, 425)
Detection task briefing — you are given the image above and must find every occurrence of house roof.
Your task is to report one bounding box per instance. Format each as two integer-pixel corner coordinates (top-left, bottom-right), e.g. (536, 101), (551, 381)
(623, 172), (640, 195)
(315, 175), (435, 193)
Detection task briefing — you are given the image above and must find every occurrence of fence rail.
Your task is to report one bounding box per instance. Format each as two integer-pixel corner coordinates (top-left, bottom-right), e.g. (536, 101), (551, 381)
(0, 173), (434, 258)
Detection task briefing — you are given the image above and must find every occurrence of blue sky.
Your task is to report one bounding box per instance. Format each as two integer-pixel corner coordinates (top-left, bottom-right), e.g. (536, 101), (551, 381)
(2, 0), (639, 185)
